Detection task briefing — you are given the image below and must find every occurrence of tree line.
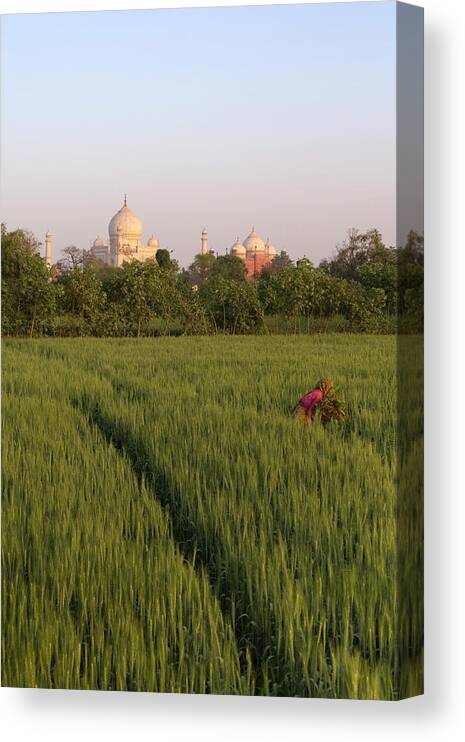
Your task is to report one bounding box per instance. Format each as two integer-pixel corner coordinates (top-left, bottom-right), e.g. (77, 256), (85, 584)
(1, 223), (423, 337)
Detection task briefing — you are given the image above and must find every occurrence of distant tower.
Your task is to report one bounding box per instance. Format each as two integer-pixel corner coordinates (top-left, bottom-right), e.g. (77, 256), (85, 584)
(45, 231), (52, 269)
(201, 227), (208, 255)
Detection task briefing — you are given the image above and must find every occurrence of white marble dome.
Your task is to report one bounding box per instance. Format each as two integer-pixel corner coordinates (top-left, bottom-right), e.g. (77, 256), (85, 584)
(147, 235), (159, 248)
(243, 227), (265, 254)
(109, 202), (143, 239)
(93, 236), (104, 248)
(231, 236), (246, 257)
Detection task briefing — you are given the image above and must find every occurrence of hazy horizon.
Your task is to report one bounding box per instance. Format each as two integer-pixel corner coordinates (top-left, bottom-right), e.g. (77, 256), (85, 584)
(1, 2), (409, 267)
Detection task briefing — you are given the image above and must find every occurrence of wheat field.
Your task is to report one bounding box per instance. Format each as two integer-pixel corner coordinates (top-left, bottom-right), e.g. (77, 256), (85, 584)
(1, 336), (423, 699)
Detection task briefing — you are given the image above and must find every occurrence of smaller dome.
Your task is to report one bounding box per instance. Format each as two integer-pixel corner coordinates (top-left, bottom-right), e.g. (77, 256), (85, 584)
(45, 230), (52, 238)
(93, 236), (104, 248)
(147, 235), (159, 248)
(266, 239), (277, 259)
(243, 227), (265, 255)
(231, 236), (246, 257)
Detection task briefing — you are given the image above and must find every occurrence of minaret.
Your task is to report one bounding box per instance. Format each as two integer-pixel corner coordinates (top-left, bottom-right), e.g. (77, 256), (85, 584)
(45, 231), (52, 269)
(201, 227), (208, 255)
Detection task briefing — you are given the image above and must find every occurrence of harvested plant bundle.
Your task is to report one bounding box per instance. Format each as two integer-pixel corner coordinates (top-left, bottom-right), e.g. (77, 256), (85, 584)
(316, 386), (346, 425)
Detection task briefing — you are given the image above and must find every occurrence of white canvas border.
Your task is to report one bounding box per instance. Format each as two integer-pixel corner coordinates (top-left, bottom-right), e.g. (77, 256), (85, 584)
(1, 1), (464, 740)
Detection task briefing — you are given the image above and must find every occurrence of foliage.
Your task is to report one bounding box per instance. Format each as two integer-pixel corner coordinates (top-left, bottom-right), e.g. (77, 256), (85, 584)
(1, 225), (423, 337)
(211, 254), (248, 282)
(1, 224), (59, 337)
(316, 388), (346, 425)
(156, 248), (178, 272)
(175, 282), (212, 335)
(200, 276), (264, 333)
(108, 261), (156, 336)
(56, 245), (94, 271)
(188, 253), (248, 286)
(56, 266), (106, 334)
(187, 252), (217, 288)
(319, 228), (386, 281)
(259, 250), (294, 280)
(320, 228), (423, 321)
(261, 264), (310, 330)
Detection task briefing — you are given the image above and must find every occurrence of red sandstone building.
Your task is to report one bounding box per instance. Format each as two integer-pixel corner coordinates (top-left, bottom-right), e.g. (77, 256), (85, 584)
(243, 251), (275, 279)
(201, 227), (277, 280)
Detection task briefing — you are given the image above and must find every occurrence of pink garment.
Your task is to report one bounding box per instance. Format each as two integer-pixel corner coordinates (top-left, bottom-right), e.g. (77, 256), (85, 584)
(299, 389), (323, 417)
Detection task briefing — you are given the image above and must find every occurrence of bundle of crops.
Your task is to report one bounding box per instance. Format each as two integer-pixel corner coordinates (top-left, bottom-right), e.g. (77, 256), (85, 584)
(316, 392), (346, 424)
(316, 384), (346, 425)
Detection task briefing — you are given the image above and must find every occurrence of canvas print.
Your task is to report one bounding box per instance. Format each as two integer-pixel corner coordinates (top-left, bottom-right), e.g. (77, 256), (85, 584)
(1, 1), (424, 700)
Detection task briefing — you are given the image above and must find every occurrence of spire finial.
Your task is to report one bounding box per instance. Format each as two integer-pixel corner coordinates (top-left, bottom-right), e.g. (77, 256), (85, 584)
(124, 193), (127, 207)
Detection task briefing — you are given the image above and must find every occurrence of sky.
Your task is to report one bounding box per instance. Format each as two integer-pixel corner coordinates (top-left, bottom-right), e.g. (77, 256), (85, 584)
(1, 1), (402, 266)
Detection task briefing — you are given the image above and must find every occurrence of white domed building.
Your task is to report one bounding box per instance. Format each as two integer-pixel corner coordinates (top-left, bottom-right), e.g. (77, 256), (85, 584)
(91, 197), (160, 267)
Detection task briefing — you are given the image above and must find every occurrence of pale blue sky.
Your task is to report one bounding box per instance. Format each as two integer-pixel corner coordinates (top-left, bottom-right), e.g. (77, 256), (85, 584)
(1, 2), (399, 265)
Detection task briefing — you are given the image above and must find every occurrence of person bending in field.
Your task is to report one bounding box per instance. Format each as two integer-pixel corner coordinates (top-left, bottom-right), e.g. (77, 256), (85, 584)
(294, 377), (334, 423)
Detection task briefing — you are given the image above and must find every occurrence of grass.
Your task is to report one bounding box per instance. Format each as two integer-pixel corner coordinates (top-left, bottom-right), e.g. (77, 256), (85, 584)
(1, 335), (423, 698)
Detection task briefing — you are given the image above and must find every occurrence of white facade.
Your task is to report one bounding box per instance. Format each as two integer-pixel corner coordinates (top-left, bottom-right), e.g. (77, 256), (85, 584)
(44, 231), (53, 268)
(91, 198), (160, 267)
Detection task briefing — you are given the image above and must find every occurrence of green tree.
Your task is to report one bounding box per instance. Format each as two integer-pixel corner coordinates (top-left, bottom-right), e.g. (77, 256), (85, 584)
(358, 257), (397, 314)
(320, 228), (400, 315)
(91, 261), (120, 287)
(397, 231), (423, 326)
(259, 250), (294, 280)
(1, 224), (58, 337)
(57, 265), (106, 334)
(335, 279), (387, 330)
(210, 254), (247, 283)
(404, 229), (424, 267)
(201, 276), (264, 333)
(156, 249), (178, 272)
(320, 228), (387, 281)
(312, 271), (342, 317)
(262, 266), (307, 332)
(187, 253), (217, 288)
(175, 278), (212, 335)
(104, 260), (185, 336)
(272, 250), (294, 271)
(106, 261), (156, 336)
